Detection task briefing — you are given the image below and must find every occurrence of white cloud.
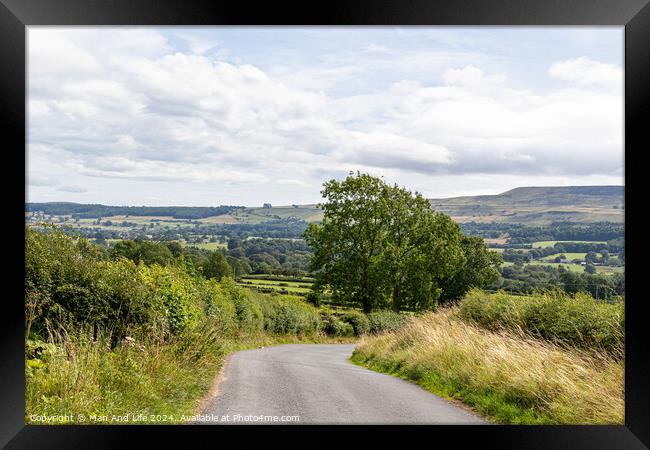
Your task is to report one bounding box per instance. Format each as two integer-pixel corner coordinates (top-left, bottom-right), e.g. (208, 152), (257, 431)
(549, 56), (622, 88)
(27, 28), (623, 205)
(58, 185), (88, 193)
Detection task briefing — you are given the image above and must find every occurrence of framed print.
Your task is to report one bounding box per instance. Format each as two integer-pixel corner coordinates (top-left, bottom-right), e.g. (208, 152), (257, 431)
(1, 0), (648, 448)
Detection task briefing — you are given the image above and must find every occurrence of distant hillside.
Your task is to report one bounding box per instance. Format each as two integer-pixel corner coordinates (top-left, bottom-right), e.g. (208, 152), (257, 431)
(26, 186), (624, 226)
(429, 186), (624, 224)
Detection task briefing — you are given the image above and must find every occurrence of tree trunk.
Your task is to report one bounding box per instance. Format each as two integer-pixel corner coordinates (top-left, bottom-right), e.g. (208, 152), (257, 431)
(392, 280), (401, 312)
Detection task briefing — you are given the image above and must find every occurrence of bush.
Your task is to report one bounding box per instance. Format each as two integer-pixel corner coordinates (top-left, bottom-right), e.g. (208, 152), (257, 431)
(139, 264), (202, 337)
(221, 278), (264, 333)
(367, 310), (409, 334)
(26, 227), (153, 342)
(197, 278), (237, 333)
(341, 311), (370, 336)
(255, 293), (322, 336)
(458, 289), (624, 355)
(322, 314), (355, 337)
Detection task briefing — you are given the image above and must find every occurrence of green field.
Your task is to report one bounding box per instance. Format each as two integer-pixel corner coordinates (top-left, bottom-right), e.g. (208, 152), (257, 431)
(501, 260), (623, 275)
(532, 240), (607, 248)
(186, 241), (227, 250)
(540, 252), (587, 261)
(239, 277), (313, 294)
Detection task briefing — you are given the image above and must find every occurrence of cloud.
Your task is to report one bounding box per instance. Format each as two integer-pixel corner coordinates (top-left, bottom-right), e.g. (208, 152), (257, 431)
(549, 56), (622, 88)
(58, 185), (88, 193)
(27, 28), (623, 205)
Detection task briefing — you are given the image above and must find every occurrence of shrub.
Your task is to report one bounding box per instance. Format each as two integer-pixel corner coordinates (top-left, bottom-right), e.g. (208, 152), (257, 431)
(221, 278), (264, 333)
(198, 278), (237, 333)
(26, 227), (153, 342)
(341, 311), (370, 336)
(367, 310), (409, 334)
(139, 264), (201, 337)
(458, 289), (624, 355)
(322, 314), (355, 337)
(255, 293), (322, 336)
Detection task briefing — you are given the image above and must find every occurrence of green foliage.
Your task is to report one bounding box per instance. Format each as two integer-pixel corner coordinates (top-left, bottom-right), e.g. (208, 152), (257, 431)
(220, 277), (264, 333)
(26, 227), (153, 342)
(305, 173), (472, 312)
(138, 264), (202, 336)
(458, 289), (624, 355)
(253, 292), (322, 335)
(341, 310), (371, 335)
(25, 323), (224, 423)
(110, 239), (174, 266)
(437, 236), (502, 303)
(197, 278), (237, 333)
(202, 250), (233, 281)
(322, 314), (355, 337)
(367, 310), (409, 334)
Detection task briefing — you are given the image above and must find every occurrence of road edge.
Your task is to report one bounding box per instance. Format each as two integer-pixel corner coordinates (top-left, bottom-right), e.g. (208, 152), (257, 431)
(196, 352), (234, 416)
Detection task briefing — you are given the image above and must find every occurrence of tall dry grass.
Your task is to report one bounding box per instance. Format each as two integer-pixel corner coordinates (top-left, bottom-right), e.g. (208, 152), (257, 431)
(352, 308), (623, 424)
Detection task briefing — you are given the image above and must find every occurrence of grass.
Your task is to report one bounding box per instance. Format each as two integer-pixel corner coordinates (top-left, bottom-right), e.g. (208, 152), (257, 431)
(503, 261), (623, 275)
(26, 327), (353, 425)
(540, 252), (587, 261)
(532, 240), (607, 248)
(239, 278), (313, 294)
(351, 307), (623, 424)
(458, 289), (624, 356)
(187, 241), (227, 250)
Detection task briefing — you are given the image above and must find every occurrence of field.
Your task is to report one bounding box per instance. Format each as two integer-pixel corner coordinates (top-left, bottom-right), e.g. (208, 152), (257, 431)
(501, 260), (623, 275)
(532, 240), (607, 248)
(231, 205), (323, 224)
(239, 277), (312, 294)
(185, 241), (227, 250)
(540, 252), (587, 261)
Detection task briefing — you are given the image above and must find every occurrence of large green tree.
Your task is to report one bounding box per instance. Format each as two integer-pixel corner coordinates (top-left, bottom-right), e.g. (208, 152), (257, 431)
(305, 173), (390, 312)
(305, 173), (467, 312)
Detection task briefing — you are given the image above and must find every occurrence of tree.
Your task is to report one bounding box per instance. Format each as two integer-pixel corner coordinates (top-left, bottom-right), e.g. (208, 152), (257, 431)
(436, 236), (502, 304)
(585, 251), (599, 264)
(202, 250), (233, 281)
(305, 173), (467, 312)
(585, 263), (596, 274)
(305, 174), (393, 312)
(382, 187), (464, 311)
(110, 240), (173, 266)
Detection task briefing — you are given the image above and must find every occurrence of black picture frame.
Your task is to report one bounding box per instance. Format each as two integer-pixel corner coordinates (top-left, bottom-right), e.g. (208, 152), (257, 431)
(1, 0), (648, 448)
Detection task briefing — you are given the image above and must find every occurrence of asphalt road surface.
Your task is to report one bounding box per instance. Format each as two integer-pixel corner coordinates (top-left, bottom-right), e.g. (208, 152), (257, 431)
(200, 344), (487, 425)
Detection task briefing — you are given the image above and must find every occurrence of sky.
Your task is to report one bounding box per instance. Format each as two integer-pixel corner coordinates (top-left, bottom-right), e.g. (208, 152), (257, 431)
(27, 27), (624, 207)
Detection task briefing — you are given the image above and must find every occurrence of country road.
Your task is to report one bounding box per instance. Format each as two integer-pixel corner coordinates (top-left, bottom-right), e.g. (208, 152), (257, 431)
(200, 344), (487, 425)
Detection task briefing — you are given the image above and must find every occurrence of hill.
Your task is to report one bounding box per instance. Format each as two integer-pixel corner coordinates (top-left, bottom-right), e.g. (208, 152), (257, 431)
(26, 185), (623, 226)
(429, 186), (624, 225)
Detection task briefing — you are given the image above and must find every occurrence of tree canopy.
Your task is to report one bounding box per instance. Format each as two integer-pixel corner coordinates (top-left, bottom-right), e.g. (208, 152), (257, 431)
(305, 173), (501, 312)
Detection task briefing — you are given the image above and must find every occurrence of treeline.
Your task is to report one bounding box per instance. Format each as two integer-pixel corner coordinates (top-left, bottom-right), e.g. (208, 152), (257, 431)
(94, 237), (310, 278)
(27, 202), (242, 219)
(507, 222), (624, 244)
(492, 264), (624, 299)
(460, 221), (624, 243)
(226, 238), (311, 276)
(501, 240), (624, 266)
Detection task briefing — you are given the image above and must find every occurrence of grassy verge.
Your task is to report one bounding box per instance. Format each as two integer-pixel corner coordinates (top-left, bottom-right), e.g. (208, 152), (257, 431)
(351, 308), (623, 425)
(26, 328), (353, 425)
(459, 289), (624, 356)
